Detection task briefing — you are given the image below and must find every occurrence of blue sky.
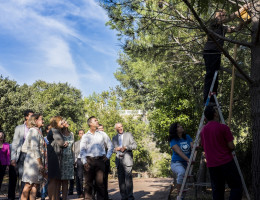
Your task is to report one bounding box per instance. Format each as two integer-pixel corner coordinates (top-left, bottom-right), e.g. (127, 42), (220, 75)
(0, 0), (121, 97)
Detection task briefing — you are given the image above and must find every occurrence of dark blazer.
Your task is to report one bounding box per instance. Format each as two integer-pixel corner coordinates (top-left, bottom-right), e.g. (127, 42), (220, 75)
(112, 132), (137, 167)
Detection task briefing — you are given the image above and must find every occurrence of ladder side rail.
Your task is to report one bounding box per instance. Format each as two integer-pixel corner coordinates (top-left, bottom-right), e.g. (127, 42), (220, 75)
(177, 114), (205, 199)
(205, 71), (219, 106)
(213, 95), (225, 124)
(188, 150), (198, 176)
(178, 71), (218, 200)
(232, 151), (251, 200)
(213, 94), (250, 200)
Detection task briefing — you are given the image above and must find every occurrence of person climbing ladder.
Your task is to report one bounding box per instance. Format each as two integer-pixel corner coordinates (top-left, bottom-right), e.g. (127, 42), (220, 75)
(203, 3), (251, 103)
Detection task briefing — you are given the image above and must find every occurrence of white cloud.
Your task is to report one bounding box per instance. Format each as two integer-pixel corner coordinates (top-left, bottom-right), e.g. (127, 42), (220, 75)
(80, 0), (109, 22)
(41, 37), (75, 69)
(0, 0), (119, 96)
(80, 63), (103, 82)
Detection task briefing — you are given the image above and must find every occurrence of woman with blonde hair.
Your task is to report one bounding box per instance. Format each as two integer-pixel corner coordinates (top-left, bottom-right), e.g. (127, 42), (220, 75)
(47, 116), (65, 200)
(21, 114), (46, 200)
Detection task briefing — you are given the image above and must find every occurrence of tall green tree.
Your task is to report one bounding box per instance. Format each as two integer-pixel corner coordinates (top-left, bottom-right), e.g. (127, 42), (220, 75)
(101, 0), (258, 196)
(0, 76), (84, 141)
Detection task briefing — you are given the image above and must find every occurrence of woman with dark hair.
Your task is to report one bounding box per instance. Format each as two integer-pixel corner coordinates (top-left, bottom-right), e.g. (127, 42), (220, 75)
(47, 116), (65, 200)
(58, 120), (74, 200)
(169, 123), (193, 192)
(21, 114), (46, 200)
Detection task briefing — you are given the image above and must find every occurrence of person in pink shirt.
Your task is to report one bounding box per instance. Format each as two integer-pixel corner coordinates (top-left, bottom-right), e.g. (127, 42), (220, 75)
(0, 130), (16, 200)
(200, 106), (242, 200)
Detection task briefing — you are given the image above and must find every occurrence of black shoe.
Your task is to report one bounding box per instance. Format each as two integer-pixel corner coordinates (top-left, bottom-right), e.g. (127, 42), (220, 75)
(68, 192), (74, 195)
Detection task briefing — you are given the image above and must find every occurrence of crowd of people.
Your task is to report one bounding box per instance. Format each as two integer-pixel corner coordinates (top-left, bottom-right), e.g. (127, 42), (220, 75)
(0, 110), (137, 200)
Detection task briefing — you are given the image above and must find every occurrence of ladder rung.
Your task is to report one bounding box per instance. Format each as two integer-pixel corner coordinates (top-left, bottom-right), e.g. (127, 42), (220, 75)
(181, 188), (189, 193)
(192, 182), (211, 187)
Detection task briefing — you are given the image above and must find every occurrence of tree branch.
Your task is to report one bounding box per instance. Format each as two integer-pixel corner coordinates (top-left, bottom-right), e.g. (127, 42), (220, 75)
(208, 29), (252, 47)
(182, 0), (254, 84)
(220, 67), (247, 81)
(254, 18), (260, 45)
(172, 36), (200, 63)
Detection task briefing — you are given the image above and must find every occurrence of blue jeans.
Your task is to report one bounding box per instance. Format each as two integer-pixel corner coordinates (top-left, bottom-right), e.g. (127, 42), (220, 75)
(41, 180), (49, 198)
(171, 161), (186, 184)
(209, 160), (242, 200)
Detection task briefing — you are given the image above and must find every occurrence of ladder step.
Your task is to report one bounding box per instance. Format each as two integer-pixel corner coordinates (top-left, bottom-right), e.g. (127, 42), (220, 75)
(186, 182), (211, 187)
(180, 188), (189, 193)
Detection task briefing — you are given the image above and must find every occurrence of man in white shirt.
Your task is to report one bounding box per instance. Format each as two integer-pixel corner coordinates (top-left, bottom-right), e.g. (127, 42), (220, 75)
(80, 116), (113, 200)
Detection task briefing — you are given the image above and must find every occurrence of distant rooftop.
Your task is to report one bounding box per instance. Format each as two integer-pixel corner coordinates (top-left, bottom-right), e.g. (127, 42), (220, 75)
(118, 110), (144, 116)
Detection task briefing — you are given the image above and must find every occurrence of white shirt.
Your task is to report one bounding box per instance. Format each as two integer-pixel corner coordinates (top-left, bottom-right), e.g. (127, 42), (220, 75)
(118, 133), (123, 147)
(80, 130), (113, 164)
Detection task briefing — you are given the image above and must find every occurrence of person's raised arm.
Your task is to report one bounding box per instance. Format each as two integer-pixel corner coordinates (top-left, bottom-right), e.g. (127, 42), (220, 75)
(225, 3), (251, 23)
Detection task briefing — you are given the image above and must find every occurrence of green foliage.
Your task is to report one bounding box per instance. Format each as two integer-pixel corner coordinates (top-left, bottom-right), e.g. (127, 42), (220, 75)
(82, 92), (152, 171)
(0, 76), (25, 142)
(0, 76), (84, 142)
(157, 157), (172, 177)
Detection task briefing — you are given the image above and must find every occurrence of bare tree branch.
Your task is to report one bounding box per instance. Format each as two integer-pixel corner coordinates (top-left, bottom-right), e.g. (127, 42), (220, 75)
(220, 67), (247, 81)
(228, 0), (243, 7)
(208, 29), (252, 47)
(182, 0), (254, 84)
(172, 36), (200, 63)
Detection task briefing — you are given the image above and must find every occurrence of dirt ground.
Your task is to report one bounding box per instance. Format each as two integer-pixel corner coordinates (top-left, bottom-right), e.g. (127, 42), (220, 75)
(0, 178), (173, 200)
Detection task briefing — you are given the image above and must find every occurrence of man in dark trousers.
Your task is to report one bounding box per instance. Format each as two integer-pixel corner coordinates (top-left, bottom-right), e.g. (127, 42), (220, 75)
(200, 106), (242, 200)
(112, 123), (137, 200)
(70, 129), (85, 198)
(80, 116), (113, 200)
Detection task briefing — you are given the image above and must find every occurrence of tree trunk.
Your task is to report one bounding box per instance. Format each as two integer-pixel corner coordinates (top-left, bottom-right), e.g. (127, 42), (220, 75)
(251, 4), (260, 199)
